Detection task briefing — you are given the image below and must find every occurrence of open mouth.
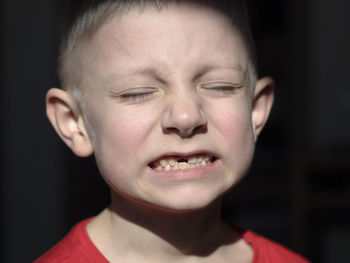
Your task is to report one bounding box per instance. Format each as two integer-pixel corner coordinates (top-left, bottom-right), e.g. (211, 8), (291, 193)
(149, 154), (217, 171)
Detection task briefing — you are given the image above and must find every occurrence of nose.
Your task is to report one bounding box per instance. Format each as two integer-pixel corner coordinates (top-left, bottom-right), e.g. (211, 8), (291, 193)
(161, 94), (208, 138)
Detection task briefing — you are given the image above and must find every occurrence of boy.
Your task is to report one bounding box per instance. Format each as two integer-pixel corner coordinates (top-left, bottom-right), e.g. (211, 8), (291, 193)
(36, 0), (309, 262)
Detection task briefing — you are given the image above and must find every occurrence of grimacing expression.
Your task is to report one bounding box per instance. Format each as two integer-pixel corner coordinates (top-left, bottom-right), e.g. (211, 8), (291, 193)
(67, 3), (268, 211)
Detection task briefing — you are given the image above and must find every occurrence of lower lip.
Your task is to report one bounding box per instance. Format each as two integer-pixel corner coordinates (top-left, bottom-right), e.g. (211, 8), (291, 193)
(148, 159), (221, 181)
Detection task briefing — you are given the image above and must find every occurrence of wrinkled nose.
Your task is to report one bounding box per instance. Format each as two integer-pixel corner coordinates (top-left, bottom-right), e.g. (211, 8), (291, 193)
(161, 94), (208, 138)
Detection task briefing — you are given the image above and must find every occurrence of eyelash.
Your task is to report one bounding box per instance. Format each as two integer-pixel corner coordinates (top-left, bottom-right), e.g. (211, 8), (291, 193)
(202, 84), (242, 95)
(118, 90), (156, 102)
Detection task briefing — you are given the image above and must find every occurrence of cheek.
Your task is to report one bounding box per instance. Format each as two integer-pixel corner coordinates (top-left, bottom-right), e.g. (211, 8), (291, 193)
(108, 116), (145, 147)
(209, 102), (255, 186)
(88, 104), (163, 181)
(209, 100), (255, 173)
(210, 101), (253, 143)
(88, 107), (157, 192)
(97, 108), (155, 156)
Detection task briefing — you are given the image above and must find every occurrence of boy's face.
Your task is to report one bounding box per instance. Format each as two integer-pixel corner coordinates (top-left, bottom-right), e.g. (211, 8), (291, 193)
(58, 3), (272, 211)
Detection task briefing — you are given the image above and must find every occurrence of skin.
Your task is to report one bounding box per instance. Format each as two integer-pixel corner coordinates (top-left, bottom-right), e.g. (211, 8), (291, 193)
(46, 3), (274, 262)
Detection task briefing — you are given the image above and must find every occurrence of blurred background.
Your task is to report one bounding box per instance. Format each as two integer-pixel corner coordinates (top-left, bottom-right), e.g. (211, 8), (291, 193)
(1, 0), (349, 262)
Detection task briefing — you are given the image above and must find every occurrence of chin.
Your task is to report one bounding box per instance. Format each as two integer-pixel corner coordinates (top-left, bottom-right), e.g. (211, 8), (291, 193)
(144, 186), (228, 213)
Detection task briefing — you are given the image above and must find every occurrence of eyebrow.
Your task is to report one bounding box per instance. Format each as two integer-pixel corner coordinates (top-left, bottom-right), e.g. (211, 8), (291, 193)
(103, 62), (245, 86)
(103, 67), (164, 86)
(127, 62), (244, 75)
(193, 63), (244, 80)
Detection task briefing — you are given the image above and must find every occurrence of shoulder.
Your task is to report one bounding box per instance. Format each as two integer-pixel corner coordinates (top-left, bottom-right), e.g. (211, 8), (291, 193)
(34, 218), (108, 263)
(239, 228), (310, 263)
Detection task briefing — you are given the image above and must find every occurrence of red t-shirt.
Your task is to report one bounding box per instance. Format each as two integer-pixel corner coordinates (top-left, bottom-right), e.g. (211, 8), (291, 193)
(35, 218), (309, 263)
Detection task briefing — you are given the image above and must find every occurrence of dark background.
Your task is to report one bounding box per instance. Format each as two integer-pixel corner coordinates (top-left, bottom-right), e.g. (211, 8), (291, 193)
(1, 0), (350, 262)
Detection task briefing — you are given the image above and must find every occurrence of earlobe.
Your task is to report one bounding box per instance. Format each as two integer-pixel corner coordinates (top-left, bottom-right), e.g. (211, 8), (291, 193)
(46, 88), (93, 157)
(251, 76), (275, 141)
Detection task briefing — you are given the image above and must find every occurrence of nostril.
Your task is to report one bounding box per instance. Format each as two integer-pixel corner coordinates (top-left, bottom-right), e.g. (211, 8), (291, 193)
(192, 125), (207, 134)
(163, 127), (180, 135)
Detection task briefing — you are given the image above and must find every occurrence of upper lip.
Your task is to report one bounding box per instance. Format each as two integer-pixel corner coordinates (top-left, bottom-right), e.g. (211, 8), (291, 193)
(148, 150), (218, 164)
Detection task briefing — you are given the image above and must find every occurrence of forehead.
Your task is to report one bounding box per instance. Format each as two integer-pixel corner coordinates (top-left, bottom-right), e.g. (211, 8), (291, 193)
(79, 3), (248, 84)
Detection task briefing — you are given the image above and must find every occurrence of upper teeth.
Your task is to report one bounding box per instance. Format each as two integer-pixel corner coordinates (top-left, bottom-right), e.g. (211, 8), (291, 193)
(153, 155), (212, 171)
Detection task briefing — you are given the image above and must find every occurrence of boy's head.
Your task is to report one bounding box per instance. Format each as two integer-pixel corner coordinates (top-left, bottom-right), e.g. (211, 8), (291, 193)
(47, 0), (274, 211)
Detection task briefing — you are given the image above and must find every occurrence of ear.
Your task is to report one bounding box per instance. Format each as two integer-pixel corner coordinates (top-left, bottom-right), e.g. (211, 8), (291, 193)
(251, 76), (275, 141)
(46, 88), (93, 157)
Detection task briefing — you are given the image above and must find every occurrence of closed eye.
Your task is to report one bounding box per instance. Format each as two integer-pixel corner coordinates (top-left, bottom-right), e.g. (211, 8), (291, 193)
(120, 92), (154, 101)
(201, 82), (243, 95)
(109, 88), (158, 103)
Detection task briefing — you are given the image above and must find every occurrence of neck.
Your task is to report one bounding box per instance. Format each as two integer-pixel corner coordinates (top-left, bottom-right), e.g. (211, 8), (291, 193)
(88, 192), (240, 261)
